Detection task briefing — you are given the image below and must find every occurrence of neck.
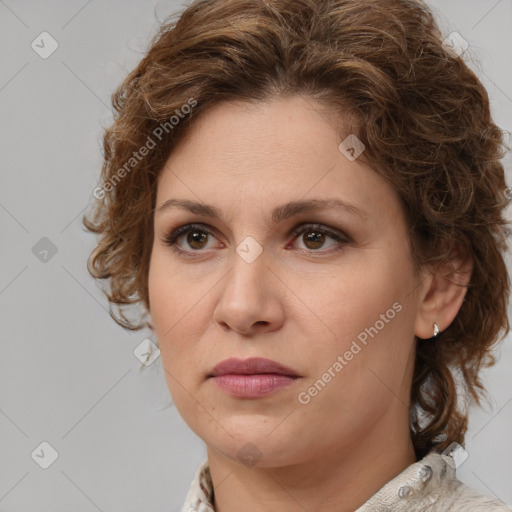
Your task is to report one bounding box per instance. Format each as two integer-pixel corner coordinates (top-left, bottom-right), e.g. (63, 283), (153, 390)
(207, 406), (417, 512)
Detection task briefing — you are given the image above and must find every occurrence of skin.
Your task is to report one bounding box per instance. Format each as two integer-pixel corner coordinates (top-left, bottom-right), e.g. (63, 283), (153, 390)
(148, 95), (472, 512)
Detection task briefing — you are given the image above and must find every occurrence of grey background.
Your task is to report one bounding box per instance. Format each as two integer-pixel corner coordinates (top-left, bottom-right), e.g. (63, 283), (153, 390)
(0, 1), (511, 511)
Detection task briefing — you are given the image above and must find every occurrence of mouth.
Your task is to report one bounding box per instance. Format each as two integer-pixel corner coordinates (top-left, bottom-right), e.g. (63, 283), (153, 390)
(207, 357), (300, 378)
(207, 357), (301, 398)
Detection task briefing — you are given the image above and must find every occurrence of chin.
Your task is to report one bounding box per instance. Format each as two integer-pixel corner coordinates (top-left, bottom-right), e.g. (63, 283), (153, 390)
(206, 430), (309, 468)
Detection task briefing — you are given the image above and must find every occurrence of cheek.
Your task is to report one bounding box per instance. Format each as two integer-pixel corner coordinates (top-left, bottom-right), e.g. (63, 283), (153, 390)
(299, 256), (406, 342)
(148, 252), (186, 368)
(148, 262), (198, 415)
(301, 253), (417, 403)
(148, 249), (190, 331)
(148, 249), (212, 382)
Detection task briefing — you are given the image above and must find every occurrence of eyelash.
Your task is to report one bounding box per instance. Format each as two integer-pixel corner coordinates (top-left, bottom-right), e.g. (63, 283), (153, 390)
(162, 222), (349, 257)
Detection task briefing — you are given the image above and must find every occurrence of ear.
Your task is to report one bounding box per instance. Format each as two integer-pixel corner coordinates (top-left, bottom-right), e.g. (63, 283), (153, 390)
(414, 246), (473, 340)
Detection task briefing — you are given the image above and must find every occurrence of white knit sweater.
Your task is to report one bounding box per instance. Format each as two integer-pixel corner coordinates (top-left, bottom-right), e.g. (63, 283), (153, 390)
(180, 450), (511, 511)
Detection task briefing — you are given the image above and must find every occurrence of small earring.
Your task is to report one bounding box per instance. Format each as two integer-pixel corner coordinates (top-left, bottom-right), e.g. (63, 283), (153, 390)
(433, 323), (440, 339)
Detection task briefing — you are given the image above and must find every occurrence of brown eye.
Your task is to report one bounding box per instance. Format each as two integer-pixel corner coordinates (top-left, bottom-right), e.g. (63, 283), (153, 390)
(291, 224), (348, 252)
(301, 230), (326, 250)
(163, 222), (348, 256)
(185, 230), (209, 250)
(163, 223), (218, 252)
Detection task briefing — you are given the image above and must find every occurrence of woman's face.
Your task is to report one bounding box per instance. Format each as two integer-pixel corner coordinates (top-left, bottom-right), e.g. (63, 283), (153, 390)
(148, 95), (425, 467)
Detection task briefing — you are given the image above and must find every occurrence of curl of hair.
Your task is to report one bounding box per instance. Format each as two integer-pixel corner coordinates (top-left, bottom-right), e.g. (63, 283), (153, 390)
(83, 0), (510, 459)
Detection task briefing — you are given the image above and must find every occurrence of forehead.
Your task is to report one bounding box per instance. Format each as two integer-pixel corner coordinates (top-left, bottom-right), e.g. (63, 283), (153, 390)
(154, 95), (403, 228)
(161, 96), (351, 170)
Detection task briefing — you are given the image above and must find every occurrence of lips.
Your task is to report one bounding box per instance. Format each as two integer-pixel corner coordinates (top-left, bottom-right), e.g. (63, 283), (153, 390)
(208, 357), (300, 378)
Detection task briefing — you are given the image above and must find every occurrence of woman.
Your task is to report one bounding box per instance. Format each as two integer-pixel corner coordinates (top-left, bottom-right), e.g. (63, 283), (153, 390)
(83, 0), (511, 510)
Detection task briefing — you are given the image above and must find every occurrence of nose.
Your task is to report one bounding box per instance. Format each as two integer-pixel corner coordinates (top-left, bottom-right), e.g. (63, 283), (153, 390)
(213, 249), (286, 336)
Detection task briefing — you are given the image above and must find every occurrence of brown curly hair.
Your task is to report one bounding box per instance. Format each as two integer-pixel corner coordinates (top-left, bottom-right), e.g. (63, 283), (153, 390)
(83, 0), (510, 460)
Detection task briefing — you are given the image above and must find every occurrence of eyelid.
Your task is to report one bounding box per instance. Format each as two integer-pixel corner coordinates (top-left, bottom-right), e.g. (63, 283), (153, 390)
(162, 221), (351, 254)
(290, 223), (350, 243)
(163, 222), (218, 246)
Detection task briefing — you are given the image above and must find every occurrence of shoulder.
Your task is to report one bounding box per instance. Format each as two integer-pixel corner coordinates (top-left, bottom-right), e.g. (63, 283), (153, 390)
(356, 451), (511, 512)
(410, 452), (511, 512)
(435, 477), (511, 511)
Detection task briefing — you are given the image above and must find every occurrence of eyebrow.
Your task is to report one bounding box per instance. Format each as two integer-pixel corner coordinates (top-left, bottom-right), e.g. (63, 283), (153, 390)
(154, 198), (368, 222)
